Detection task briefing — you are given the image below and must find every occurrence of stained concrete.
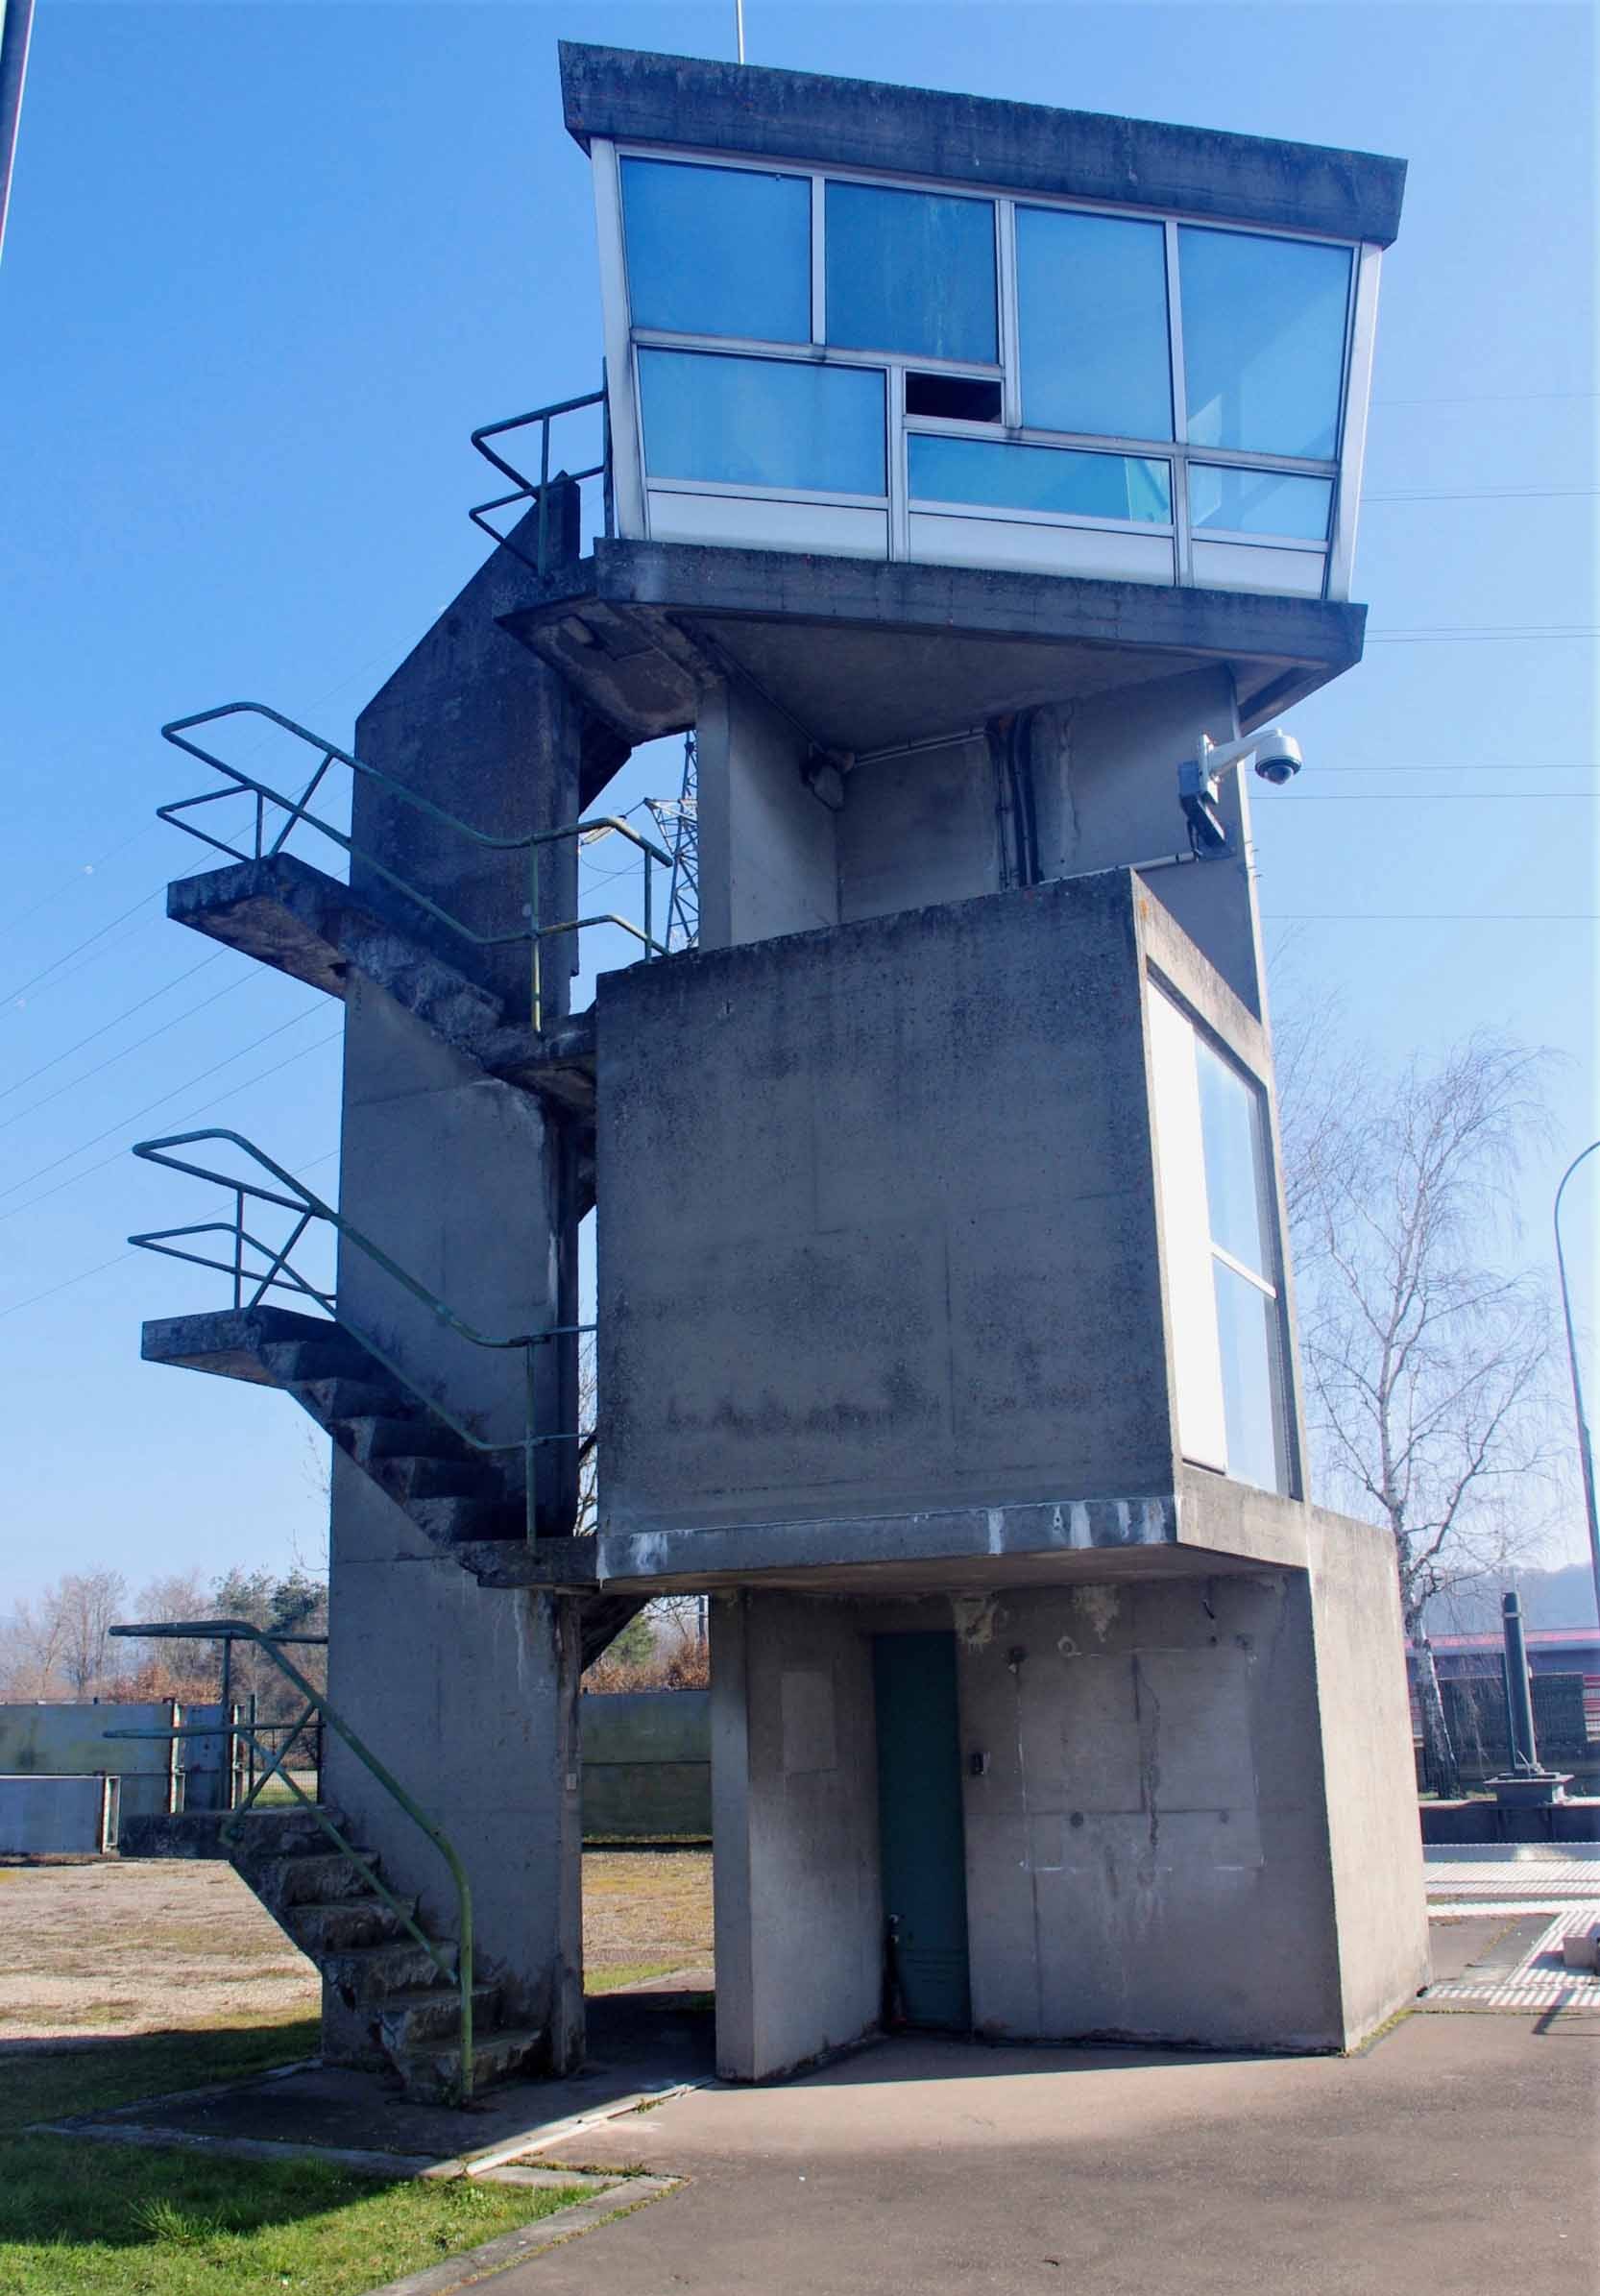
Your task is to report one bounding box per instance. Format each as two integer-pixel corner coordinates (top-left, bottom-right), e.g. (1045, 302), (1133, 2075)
(0, 1701), (177, 1820)
(560, 42), (1408, 246)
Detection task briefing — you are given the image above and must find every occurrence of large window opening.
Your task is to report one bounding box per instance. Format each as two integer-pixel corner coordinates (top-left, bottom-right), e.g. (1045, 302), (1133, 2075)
(609, 149), (1360, 592)
(1148, 984), (1292, 1496)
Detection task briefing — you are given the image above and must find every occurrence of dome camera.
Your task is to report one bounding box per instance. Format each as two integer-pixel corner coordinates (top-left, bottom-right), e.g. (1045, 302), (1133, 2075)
(1252, 731), (1303, 786)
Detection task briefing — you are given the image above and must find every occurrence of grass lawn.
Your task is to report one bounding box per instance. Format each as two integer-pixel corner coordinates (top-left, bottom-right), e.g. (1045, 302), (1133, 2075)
(0, 2017), (590, 2295)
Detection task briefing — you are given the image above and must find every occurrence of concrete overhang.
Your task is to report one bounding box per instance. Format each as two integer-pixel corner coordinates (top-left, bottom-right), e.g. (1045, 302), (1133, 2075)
(499, 539), (1366, 755)
(559, 42), (1406, 247)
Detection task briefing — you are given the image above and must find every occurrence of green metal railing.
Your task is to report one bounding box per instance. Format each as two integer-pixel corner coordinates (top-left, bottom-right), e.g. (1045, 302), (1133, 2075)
(469, 382), (612, 576)
(129, 1127), (592, 1543)
(105, 1619), (479, 2100)
(159, 701), (671, 1030)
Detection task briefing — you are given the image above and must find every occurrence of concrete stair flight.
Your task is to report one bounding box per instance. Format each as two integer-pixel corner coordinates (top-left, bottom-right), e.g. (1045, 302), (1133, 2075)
(140, 1302), (641, 1664)
(229, 1805), (543, 2105)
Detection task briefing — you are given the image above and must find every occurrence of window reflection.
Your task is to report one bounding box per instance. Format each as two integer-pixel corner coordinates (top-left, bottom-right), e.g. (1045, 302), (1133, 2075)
(1196, 1038), (1272, 1275)
(909, 436), (1170, 522)
(1190, 466), (1333, 542)
(622, 158), (811, 344)
(1179, 228), (1350, 460)
(1017, 209), (1173, 443)
(826, 182), (997, 364)
(1213, 1261), (1287, 1495)
(639, 350), (885, 496)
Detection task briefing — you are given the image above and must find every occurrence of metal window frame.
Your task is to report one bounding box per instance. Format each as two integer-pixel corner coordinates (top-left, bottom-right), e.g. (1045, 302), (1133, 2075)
(602, 135), (1375, 585)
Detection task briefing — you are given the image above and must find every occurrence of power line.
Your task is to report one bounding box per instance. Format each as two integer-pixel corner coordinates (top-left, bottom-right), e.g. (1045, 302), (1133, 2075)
(1255, 791), (1595, 803)
(0, 952), (225, 1104)
(1372, 390), (1596, 407)
(0, 1004), (327, 1207)
(1362, 485), (1599, 503)
(0, 971), (254, 1135)
(0, 821), (162, 948)
(1261, 912), (1595, 923)
(1366, 627), (1598, 643)
(0, 1025), (344, 1229)
(1312, 761), (1598, 773)
(0, 887), (162, 1009)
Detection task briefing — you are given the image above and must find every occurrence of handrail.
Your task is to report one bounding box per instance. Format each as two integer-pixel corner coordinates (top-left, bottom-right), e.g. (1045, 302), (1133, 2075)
(158, 701), (671, 1029)
(106, 1618), (478, 2102)
(469, 380), (612, 577)
(129, 1127), (593, 1541)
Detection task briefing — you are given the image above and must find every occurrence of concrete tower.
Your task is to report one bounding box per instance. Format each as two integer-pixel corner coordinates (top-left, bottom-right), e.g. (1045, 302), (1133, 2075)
(135, 44), (1425, 2095)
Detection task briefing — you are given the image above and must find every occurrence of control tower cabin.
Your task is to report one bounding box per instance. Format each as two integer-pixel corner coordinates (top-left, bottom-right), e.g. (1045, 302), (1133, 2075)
(135, 44), (1424, 2097)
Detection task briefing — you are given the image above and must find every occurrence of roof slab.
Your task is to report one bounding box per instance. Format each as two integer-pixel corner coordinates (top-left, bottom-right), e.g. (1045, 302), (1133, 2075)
(498, 539), (1367, 755)
(559, 42), (1406, 246)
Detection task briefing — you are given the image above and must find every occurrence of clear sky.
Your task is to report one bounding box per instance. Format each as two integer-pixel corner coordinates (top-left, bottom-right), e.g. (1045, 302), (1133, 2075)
(0, 0), (1594, 1609)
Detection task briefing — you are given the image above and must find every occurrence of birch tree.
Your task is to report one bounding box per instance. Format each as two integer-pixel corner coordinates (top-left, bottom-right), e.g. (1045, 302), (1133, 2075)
(1278, 1025), (1558, 1794)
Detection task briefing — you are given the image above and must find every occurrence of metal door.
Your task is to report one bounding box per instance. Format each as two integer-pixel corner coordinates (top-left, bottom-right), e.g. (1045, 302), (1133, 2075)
(872, 1631), (971, 2031)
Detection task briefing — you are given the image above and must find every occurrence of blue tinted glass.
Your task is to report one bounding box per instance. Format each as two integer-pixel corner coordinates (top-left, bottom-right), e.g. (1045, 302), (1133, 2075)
(639, 350), (885, 495)
(1214, 1260), (1287, 1493)
(1190, 466), (1333, 541)
(909, 436), (1170, 522)
(1179, 229), (1351, 459)
(621, 158), (810, 344)
(826, 183), (996, 363)
(1016, 210), (1173, 442)
(1196, 1038), (1270, 1276)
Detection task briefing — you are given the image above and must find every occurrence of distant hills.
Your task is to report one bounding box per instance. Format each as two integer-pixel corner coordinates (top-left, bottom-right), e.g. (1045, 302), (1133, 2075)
(1432, 1562), (1598, 1634)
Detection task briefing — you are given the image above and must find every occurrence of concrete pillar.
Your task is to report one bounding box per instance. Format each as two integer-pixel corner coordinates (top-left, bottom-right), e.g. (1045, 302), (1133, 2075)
(323, 511), (597, 2070)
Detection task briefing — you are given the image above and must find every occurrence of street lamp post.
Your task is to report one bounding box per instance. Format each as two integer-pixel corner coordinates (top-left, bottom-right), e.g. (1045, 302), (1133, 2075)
(1554, 1140), (1600, 1628)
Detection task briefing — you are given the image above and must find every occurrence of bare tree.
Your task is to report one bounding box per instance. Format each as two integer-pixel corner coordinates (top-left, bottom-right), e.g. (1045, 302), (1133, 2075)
(1280, 1027), (1560, 1794)
(53, 1569), (129, 1697)
(0, 1590), (68, 1699)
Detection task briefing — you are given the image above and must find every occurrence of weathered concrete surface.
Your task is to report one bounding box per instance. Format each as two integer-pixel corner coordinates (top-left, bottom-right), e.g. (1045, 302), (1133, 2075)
(1422, 1798), (1600, 1845)
(0, 1773), (117, 1853)
(696, 679), (837, 953)
(581, 1690), (711, 1840)
(504, 540), (1368, 751)
(521, 2016), (1592, 2296)
(712, 1593), (882, 2082)
(710, 1546), (1423, 2076)
(0, 1701), (176, 1820)
(598, 872), (1175, 1541)
(559, 43), (1407, 245)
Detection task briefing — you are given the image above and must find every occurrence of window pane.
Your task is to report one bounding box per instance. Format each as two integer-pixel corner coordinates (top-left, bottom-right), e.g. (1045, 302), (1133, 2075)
(909, 436), (1170, 522)
(827, 182), (997, 363)
(621, 158), (810, 344)
(1179, 228), (1351, 460)
(1196, 1038), (1272, 1277)
(1016, 210), (1173, 442)
(1214, 1260), (1288, 1494)
(1190, 466), (1333, 542)
(639, 350), (885, 495)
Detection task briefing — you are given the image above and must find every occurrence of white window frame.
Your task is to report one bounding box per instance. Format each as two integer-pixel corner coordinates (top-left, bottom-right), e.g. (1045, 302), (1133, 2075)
(594, 135), (1378, 599)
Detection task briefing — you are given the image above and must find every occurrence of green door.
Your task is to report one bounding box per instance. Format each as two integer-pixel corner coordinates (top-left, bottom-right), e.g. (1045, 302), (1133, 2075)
(873, 1631), (971, 2031)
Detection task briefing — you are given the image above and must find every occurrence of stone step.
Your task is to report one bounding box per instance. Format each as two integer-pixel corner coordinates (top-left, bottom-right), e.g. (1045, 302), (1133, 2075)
(395, 2023), (546, 2106)
(375, 1979), (503, 2053)
(323, 1936), (457, 2005)
(254, 1848), (384, 1906)
(283, 1893), (419, 1955)
(260, 1335), (372, 1385)
(228, 1805), (346, 1858)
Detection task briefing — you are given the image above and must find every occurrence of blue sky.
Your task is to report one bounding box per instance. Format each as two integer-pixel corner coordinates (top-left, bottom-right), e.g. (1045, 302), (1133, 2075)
(0, 0), (1594, 1607)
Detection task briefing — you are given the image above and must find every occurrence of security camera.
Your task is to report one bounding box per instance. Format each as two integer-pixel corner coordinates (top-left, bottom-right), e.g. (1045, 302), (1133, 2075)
(1252, 731), (1303, 786)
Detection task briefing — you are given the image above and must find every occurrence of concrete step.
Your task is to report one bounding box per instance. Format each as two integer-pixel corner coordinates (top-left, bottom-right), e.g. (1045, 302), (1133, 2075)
(323, 1937), (457, 2005)
(408, 1494), (528, 1545)
(283, 1893), (419, 1955)
(228, 1806), (345, 1859)
(375, 1979), (502, 2054)
(254, 1849), (384, 1907)
(336, 1414), (467, 1465)
(295, 1378), (413, 1424)
(369, 1453), (503, 1505)
(260, 1335), (372, 1385)
(395, 2022), (546, 2105)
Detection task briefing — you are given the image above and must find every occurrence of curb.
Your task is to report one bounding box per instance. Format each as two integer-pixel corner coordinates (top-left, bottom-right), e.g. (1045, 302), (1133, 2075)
(358, 2175), (682, 2296)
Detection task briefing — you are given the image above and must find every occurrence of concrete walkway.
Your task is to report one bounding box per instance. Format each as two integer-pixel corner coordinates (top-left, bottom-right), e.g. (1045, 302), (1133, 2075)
(509, 2011), (1596, 2296)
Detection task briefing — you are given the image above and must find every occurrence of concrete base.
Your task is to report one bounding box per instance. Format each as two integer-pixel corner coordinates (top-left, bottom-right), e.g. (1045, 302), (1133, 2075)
(710, 1515), (1425, 2081)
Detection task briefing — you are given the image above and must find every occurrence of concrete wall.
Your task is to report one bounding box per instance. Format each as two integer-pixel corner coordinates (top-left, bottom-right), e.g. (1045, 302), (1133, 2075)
(712, 1591), (883, 2080)
(598, 870), (1176, 1538)
(697, 680), (838, 952)
(0, 1774), (118, 1854)
(0, 1703), (176, 1819)
(836, 735), (1000, 924)
(580, 1690), (711, 1839)
(1305, 1510), (1432, 2038)
(711, 1559), (1425, 2075)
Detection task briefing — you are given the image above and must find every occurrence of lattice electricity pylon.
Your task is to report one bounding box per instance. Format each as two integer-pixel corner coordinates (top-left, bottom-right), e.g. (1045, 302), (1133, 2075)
(644, 731), (699, 953)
